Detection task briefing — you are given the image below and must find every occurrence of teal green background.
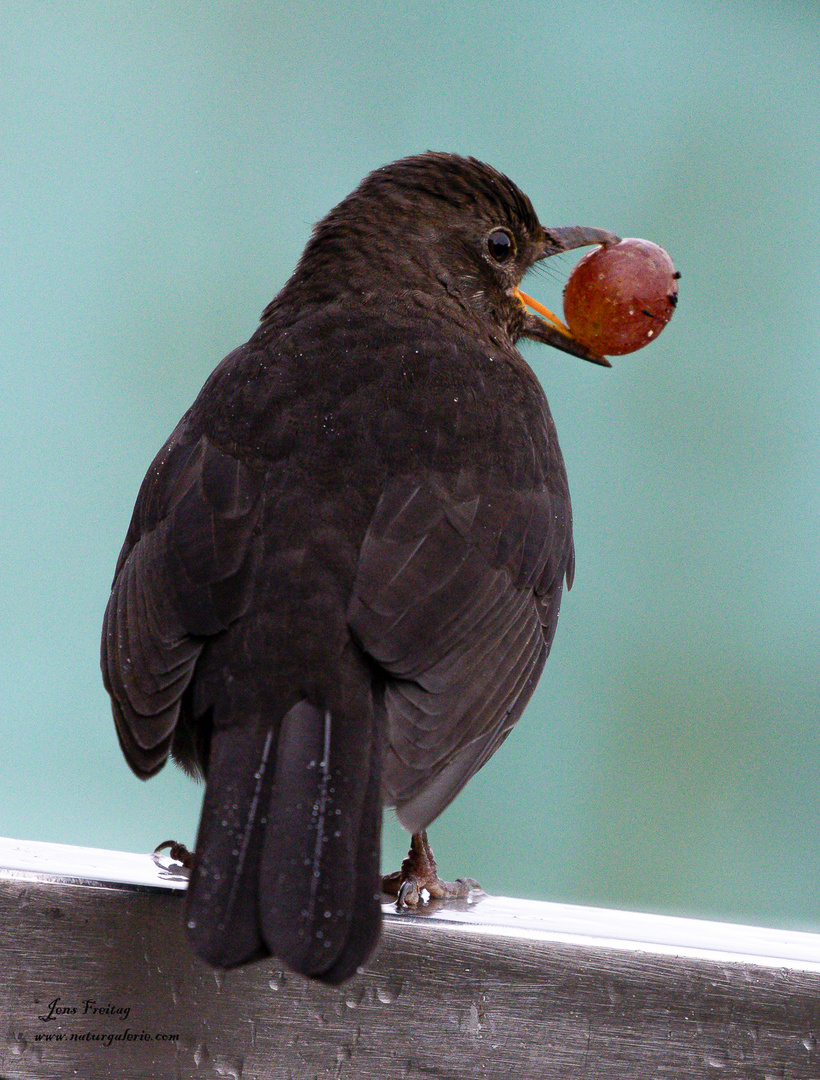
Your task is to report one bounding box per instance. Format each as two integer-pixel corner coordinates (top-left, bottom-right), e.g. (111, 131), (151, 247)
(2, 1), (819, 931)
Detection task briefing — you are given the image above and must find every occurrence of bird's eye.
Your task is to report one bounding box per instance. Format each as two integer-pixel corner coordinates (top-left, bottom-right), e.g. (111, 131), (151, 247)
(487, 229), (515, 263)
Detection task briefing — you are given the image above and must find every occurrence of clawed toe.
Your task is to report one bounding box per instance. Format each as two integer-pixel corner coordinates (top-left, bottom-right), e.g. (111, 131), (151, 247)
(154, 839), (195, 869)
(382, 830), (482, 907)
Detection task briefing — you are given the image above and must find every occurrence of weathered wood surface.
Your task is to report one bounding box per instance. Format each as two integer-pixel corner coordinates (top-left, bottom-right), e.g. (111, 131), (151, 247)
(1, 836), (819, 1079)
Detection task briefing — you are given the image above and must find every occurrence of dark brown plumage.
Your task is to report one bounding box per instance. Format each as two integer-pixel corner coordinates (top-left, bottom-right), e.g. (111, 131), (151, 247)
(101, 152), (617, 983)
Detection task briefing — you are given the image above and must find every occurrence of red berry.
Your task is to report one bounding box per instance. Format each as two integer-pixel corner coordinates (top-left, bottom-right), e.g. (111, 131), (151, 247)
(562, 238), (678, 356)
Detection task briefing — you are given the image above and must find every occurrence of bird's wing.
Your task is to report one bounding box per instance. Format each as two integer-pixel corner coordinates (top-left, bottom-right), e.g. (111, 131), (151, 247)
(101, 423), (263, 778)
(347, 470), (574, 833)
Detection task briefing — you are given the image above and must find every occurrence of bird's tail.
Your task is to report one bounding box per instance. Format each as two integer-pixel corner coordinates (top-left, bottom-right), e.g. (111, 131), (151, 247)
(184, 698), (383, 984)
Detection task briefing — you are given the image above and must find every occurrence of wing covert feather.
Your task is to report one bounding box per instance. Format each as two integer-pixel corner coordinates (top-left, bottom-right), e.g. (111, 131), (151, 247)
(101, 431), (263, 778)
(348, 471), (573, 832)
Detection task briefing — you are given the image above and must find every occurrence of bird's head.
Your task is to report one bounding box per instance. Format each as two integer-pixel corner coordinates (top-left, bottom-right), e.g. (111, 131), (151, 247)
(275, 152), (618, 366)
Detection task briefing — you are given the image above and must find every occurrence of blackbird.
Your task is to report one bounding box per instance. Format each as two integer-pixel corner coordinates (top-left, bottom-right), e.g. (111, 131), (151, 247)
(101, 152), (618, 984)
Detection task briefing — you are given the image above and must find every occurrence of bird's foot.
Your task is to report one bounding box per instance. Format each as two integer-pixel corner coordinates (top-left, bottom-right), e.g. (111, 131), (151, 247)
(153, 839), (194, 870)
(382, 830), (481, 907)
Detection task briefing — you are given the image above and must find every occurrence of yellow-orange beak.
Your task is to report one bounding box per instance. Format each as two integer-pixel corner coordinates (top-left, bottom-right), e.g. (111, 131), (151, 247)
(516, 224), (620, 367)
(515, 288), (573, 338)
(515, 287), (611, 368)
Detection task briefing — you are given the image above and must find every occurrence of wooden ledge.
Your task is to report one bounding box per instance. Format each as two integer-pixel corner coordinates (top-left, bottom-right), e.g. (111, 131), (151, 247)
(1, 836), (819, 1078)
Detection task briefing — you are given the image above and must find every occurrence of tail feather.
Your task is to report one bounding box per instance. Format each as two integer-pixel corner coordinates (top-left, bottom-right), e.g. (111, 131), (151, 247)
(259, 701), (382, 980)
(184, 720), (275, 967)
(318, 707), (383, 984)
(185, 699), (383, 982)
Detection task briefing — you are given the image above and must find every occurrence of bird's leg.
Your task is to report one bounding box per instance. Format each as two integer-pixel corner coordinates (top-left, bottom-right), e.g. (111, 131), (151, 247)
(382, 830), (481, 906)
(154, 839), (195, 869)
